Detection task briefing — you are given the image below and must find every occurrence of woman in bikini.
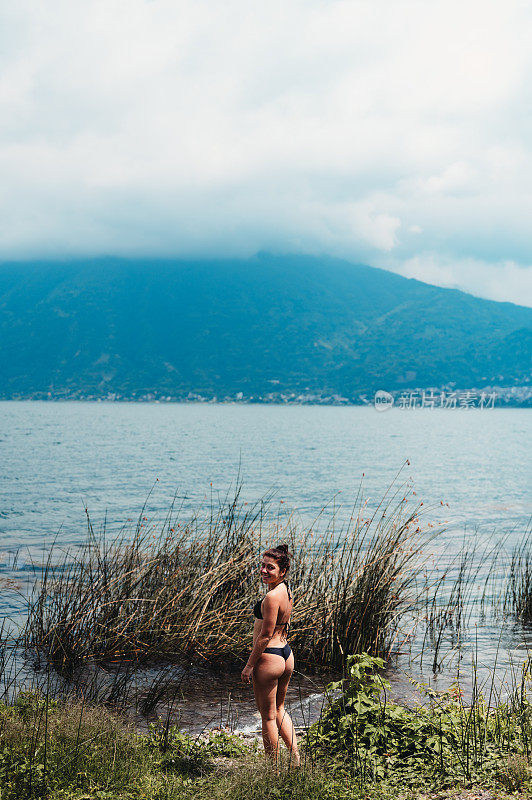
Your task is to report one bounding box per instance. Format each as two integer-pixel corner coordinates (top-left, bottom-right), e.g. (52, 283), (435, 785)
(241, 544), (300, 765)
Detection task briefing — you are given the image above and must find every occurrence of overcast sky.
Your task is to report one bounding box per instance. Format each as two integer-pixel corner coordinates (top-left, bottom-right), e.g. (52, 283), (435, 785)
(1, 0), (531, 306)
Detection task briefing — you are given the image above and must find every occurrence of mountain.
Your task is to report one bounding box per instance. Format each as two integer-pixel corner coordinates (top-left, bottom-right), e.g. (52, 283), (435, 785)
(0, 254), (530, 401)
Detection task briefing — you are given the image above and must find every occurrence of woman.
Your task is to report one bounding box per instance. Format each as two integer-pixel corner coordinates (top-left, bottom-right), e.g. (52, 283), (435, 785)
(241, 544), (300, 765)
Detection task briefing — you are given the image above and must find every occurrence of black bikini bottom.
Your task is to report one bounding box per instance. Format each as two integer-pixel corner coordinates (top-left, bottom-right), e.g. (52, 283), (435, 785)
(264, 643), (292, 660)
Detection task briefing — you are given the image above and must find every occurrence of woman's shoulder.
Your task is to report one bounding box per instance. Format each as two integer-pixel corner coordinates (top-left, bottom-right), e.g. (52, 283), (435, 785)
(264, 583), (285, 603)
(270, 581), (292, 601)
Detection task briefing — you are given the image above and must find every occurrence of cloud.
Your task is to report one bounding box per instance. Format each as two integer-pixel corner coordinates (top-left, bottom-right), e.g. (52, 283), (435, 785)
(0, 0), (531, 305)
(397, 254), (532, 307)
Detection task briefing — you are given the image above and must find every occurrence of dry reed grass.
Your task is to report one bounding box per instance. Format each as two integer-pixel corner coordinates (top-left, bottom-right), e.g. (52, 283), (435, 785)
(23, 480), (434, 674)
(504, 523), (532, 622)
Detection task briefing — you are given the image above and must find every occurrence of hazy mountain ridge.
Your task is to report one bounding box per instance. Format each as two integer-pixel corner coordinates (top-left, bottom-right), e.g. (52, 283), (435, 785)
(1, 254), (530, 403)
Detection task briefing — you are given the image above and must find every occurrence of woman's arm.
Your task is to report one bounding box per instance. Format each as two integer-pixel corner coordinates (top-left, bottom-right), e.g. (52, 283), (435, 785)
(241, 594), (278, 682)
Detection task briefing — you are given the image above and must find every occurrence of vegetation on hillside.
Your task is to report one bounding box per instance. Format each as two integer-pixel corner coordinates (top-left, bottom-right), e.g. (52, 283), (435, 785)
(0, 254), (530, 399)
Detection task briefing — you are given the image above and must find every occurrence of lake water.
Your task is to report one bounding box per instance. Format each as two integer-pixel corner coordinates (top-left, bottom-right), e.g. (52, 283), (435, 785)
(0, 402), (530, 730)
(1, 401), (529, 552)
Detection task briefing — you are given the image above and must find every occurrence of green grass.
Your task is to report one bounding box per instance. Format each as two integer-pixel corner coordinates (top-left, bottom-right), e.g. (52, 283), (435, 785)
(0, 690), (255, 800)
(1, 655), (531, 800)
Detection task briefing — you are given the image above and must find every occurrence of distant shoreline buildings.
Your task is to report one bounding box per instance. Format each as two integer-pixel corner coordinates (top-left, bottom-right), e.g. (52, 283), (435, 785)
(2, 385), (531, 407)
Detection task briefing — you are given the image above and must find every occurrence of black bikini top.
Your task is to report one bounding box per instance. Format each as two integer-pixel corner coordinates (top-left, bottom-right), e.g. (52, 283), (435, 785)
(253, 581), (292, 630)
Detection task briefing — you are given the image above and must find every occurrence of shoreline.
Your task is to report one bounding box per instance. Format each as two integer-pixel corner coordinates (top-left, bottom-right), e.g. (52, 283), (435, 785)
(1, 656), (530, 800)
(0, 393), (531, 406)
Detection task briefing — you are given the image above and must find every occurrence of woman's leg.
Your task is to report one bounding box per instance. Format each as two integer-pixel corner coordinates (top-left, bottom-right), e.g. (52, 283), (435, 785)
(253, 654), (285, 760)
(275, 653), (300, 764)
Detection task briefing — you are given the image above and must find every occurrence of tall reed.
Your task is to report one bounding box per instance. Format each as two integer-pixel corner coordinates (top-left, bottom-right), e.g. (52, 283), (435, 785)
(418, 534), (503, 673)
(504, 523), (532, 621)
(23, 481), (433, 674)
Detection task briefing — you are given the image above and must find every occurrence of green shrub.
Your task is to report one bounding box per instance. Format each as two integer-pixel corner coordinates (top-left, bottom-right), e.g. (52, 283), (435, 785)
(306, 652), (532, 790)
(145, 723), (253, 777)
(204, 729), (255, 757)
(147, 723), (213, 775)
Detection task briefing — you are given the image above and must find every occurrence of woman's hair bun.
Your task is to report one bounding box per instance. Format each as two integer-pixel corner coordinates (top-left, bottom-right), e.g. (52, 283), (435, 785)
(277, 543), (289, 553)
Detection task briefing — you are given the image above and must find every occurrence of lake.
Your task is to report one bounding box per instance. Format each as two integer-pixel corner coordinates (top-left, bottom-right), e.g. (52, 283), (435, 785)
(0, 401), (530, 730)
